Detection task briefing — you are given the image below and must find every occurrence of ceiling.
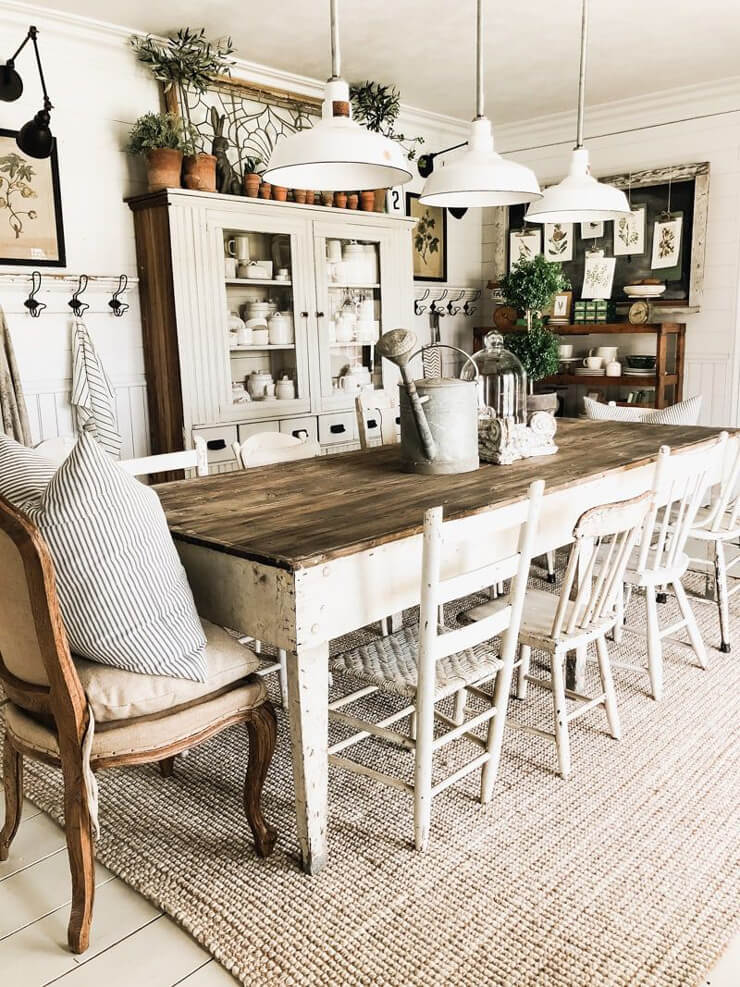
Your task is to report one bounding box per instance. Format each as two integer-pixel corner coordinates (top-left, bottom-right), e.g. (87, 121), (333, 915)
(35, 0), (740, 121)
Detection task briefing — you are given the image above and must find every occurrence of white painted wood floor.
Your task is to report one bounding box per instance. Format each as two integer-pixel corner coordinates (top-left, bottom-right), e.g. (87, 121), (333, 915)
(1, 799), (737, 986)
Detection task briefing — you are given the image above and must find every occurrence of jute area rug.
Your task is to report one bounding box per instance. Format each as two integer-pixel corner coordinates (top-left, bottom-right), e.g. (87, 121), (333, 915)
(2, 562), (739, 987)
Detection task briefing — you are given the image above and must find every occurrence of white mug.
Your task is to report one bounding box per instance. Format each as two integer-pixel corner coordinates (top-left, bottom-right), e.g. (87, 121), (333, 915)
(583, 356), (603, 370)
(558, 344), (573, 359)
(227, 235), (250, 262)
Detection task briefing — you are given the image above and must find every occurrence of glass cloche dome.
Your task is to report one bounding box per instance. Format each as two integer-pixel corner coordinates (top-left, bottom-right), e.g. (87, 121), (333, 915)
(463, 330), (527, 423)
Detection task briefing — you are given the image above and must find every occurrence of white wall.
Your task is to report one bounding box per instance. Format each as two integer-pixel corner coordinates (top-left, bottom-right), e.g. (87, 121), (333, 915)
(483, 79), (740, 427)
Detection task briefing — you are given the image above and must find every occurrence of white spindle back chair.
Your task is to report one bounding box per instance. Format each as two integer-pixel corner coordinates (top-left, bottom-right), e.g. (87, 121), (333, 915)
(327, 479), (544, 850)
(616, 434), (728, 699)
(467, 491), (651, 779)
(119, 436), (209, 478)
(355, 389), (400, 450)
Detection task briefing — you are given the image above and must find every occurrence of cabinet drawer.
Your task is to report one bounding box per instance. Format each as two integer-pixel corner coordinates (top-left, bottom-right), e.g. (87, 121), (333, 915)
(362, 408), (401, 443)
(237, 420), (279, 442)
(193, 424), (237, 464)
(279, 417), (318, 443)
(319, 412), (356, 445)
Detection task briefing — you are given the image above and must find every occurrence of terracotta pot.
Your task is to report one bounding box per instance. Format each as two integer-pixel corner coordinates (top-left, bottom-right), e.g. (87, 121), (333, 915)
(305, 190), (315, 205)
(145, 148), (183, 193)
(244, 172), (260, 197)
(347, 193), (358, 210)
(374, 188), (386, 211)
(182, 153), (217, 192)
(294, 189), (307, 204)
(259, 182), (272, 199)
(272, 185), (288, 202)
(334, 191), (348, 209)
(360, 190), (375, 212)
(321, 191), (334, 207)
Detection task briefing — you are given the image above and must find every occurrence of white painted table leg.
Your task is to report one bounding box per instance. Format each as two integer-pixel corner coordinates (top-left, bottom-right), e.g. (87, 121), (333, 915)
(286, 641), (329, 874)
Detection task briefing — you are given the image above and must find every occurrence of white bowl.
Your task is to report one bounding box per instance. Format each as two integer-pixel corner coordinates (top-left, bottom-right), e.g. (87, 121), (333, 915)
(624, 284), (666, 298)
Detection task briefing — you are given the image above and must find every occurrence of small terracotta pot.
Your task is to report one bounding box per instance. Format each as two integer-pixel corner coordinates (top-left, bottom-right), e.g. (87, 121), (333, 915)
(334, 191), (348, 209)
(259, 182), (272, 199)
(294, 189), (307, 204)
(360, 190), (376, 212)
(305, 190), (315, 205)
(272, 185), (288, 202)
(374, 188), (386, 211)
(347, 193), (358, 210)
(321, 191), (334, 207)
(244, 172), (260, 197)
(182, 153), (217, 192)
(145, 148), (183, 193)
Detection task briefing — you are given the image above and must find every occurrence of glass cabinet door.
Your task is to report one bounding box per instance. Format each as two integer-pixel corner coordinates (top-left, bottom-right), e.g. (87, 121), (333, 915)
(213, 213), (312, 419)
(313, 222), (394, 412)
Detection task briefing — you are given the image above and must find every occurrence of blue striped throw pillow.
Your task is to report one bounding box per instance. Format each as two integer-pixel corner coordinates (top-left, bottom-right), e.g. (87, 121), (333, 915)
(0, 433), (57, 505)
(4, 431), (207, 682)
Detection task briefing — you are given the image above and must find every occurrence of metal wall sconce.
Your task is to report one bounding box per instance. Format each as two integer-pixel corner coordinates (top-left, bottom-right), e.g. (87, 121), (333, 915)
(417, 143), (469, 220)
(0, 25), (55, 159)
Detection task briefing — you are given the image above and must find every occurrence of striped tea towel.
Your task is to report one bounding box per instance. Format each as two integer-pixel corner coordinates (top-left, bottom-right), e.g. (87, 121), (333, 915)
(0, 305), (32, 444)
(71, 319), (122, 458)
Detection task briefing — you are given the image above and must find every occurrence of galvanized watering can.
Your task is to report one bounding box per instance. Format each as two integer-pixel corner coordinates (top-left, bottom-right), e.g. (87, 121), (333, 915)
(376, 330), (480, 476)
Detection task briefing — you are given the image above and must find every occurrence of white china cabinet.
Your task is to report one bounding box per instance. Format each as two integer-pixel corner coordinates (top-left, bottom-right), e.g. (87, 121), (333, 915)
(128, 189), (415, 469)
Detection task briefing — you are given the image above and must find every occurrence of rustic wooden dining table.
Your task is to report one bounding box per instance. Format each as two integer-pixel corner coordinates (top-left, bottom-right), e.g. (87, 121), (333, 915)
(155, 419), (731, 874)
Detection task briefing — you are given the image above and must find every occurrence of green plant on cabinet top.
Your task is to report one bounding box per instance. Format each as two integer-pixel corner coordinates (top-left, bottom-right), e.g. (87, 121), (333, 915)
(349, 81), (424, 161)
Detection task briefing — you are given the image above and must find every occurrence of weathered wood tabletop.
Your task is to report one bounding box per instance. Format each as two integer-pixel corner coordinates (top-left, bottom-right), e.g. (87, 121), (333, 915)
(155, 419), (727, 570)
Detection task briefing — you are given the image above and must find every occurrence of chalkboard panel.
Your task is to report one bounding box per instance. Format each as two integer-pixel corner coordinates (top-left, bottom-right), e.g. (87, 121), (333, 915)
(509, 177), (696, 301)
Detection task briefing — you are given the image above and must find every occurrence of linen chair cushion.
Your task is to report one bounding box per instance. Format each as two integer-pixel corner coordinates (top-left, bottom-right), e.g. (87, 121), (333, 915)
(18, 430), (207, 681)
(582, 395), (702, 425)
(0, 432), (57, 505)
(74, 621), (259, 723)
(4, 677), (267, 762)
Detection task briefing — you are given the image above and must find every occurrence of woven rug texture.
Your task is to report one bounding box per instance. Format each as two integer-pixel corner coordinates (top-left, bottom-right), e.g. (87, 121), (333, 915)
(2, 560), (739, 987)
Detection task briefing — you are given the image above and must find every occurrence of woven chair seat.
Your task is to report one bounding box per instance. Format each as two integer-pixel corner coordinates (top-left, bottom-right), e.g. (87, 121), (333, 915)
(329, 624), (503, 700)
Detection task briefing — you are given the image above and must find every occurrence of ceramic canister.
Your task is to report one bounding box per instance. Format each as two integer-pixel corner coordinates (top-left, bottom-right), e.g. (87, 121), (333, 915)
(268, 312), (294, 345)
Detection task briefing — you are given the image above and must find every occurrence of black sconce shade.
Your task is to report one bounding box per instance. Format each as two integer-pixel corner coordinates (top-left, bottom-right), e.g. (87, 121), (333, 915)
(17, 107), (53, 158)
(2, 26), (54, 159)
(0, 61), (23, 102)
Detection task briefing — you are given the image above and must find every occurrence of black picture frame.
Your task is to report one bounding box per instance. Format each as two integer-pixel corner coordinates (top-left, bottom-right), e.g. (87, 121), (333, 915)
(406, 191), (448, 283)
(0, 128), (66, 267)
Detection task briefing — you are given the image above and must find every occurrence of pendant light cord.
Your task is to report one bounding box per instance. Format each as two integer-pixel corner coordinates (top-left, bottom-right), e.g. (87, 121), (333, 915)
(575, 0), (588, 148)
(475, 0), (484, 119)
(329, 0), (341, 80)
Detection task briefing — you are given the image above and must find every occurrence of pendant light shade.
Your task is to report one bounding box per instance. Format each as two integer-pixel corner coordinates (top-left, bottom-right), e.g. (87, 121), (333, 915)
(263, 2), (412, 191)
(420, 0), (540, 209)
(525, 0), (630, 224)
(263, 79), (412, 190)
(420, 118), (540, 208)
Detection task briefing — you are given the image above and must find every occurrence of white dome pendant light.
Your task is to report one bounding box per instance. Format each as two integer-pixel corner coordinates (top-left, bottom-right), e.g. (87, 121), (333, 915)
(419, 0), (541, 208)
(263, 0), (412, 191)
(525, 0), (631, 223)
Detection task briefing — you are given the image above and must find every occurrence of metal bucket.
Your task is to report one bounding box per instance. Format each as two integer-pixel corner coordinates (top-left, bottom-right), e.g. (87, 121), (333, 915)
(398, 346), (480, 475)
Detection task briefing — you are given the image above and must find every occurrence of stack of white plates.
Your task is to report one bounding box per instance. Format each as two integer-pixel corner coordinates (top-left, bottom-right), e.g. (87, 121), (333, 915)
(574, 367), (606, 376)
(624, 368), (655, 377)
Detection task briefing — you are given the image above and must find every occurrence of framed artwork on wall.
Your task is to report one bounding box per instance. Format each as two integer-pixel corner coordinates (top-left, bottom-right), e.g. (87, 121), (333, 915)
(509, 227), (541, 270)
(544, 222), (573, 261)
(0, 129), (66, 267)
(407, 191), (447, 282)
(613, 205), (646, 256)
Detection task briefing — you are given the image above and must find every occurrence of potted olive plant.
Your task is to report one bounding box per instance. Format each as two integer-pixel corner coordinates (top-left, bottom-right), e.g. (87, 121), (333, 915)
(127, 112), (187, 192)
(130, 28), (234, 193)
(501, 253), (570, 413)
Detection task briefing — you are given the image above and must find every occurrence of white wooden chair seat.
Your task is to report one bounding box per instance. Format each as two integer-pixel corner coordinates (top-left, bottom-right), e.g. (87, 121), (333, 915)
(687, 506), (740, 540)
(330, 624), (504, 701)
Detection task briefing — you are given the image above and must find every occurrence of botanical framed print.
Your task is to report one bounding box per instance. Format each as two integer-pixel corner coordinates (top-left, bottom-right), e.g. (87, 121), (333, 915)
(551, 290), (573, 320)
(582, 251), (616, 299)
(407, 192), (447, 282)
(0, 129), (66, 266)
(614, 205), (646, 256)
(651, 213), (683, 270)
(580, 220), (604, 240)
(544, 222), (573, 261)
(509, 228), (541, 271)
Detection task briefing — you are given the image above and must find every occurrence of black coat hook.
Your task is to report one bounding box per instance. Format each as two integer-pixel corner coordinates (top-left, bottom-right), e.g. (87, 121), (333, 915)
(108, 274), (129, 317)
(414, 288), (430, 317)
(68, 275), (89, 317)
(23, 271), (46, 318)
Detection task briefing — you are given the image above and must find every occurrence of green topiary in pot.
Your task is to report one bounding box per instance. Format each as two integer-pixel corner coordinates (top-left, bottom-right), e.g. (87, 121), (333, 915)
(503, 324), (560, 384)
(127, 112), (188, 193)
(500, 253), (570, 327)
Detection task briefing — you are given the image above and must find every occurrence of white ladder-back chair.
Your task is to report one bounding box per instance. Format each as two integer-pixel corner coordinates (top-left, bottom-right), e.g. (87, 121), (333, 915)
(36, 435), (210, 478)
(682, 441), (740, 653)
(327, 480), (544, 850)
(231, 431), (321, 707)
(616, 434), (728, 700)
(468, 492), (651, 779)
(232, 431), (321, 469)
(355, 389), (400, 450)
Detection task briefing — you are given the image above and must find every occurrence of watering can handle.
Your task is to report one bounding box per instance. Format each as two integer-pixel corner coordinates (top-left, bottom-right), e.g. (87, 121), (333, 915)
(410, 344), (480, 380)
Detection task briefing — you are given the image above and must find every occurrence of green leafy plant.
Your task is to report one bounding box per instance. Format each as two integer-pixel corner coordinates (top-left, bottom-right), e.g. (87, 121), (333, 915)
(127, 112), (188, 155)
(504, 324), (560, 383)
(413, 207), (439, 263)
(0, 153), (37, 238)
(500, 253), (570, 316)
(130, 28), (235, 152)
(350, 81), (424, 161)
(243, 155), (261, 174)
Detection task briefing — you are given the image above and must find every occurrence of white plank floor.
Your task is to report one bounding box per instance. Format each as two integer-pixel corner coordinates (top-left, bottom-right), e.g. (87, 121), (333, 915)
(1, 798), (737, 986)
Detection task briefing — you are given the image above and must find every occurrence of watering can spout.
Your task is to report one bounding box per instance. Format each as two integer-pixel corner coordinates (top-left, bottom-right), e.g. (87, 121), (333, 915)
(376, 329), (437, 462)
